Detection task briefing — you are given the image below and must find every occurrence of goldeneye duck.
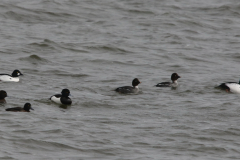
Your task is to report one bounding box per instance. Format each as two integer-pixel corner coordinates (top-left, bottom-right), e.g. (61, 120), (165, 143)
(0, 70), (23, 82)
(6, 103), (34, 112)
(0, 90), (7, 103)
(156, 73), (181, 87)
(50, 89), (72, 105)
(115, 78), (141, 94)
(218, 80), (240, 93)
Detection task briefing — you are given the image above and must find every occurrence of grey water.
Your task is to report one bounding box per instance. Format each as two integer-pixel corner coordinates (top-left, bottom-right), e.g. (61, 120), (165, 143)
(0, 0), (240, 159)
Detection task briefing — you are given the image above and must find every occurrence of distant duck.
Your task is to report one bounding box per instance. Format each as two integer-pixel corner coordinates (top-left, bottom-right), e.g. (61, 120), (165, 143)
(0, 70), (23, 82)
(115, 78), (141, 94)
(50, 89), (72, 105)
(6, 103), (34, 112)
(156, 73), (181, 88)
(0, 90), (7, 103)
(218, 80), (240, 93)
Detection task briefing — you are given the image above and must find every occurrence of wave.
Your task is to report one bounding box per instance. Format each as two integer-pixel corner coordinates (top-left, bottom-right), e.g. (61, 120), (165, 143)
(19, 54), (50, 64)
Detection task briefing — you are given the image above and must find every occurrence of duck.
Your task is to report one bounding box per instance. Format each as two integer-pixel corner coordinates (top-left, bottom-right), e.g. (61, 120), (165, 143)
(115, 78), (141, 94)
(0, 90), (7, 103)
(50, 89), (72, 105)
(218, 80), (240, 93)
(0, 70), (23, 82)
(156, 73), (181, 88)
(6, 103), (34, 112)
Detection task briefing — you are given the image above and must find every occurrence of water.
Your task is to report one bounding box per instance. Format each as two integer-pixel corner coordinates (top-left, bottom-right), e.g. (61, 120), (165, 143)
(0, 0), (240, 159)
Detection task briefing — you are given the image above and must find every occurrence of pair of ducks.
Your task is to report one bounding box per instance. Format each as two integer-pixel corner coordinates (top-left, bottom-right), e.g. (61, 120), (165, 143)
(115, 73), (181, 94)
(0, 90), (33, 112)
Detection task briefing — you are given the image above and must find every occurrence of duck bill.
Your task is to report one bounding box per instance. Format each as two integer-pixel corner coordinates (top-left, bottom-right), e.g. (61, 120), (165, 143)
(30, 107), (34, 110)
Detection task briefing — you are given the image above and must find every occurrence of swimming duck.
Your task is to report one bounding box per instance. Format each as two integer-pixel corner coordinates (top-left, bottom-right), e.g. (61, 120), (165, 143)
(156, 73), (181, 88)
(0, 70), (23, 82)
(115, 78), (141, 94)
(50, 89), (72, 105)
(0, 90), (7, 103)
(218, 80), (240, 93)
(6, 103), (34, 112)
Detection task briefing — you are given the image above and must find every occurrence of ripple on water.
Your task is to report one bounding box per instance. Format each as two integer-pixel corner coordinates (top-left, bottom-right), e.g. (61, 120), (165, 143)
(19, 54), (51, 65)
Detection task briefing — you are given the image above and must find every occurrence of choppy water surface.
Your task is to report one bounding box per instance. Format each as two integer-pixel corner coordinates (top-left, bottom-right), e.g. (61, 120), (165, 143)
(0, 0), (240, 159)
